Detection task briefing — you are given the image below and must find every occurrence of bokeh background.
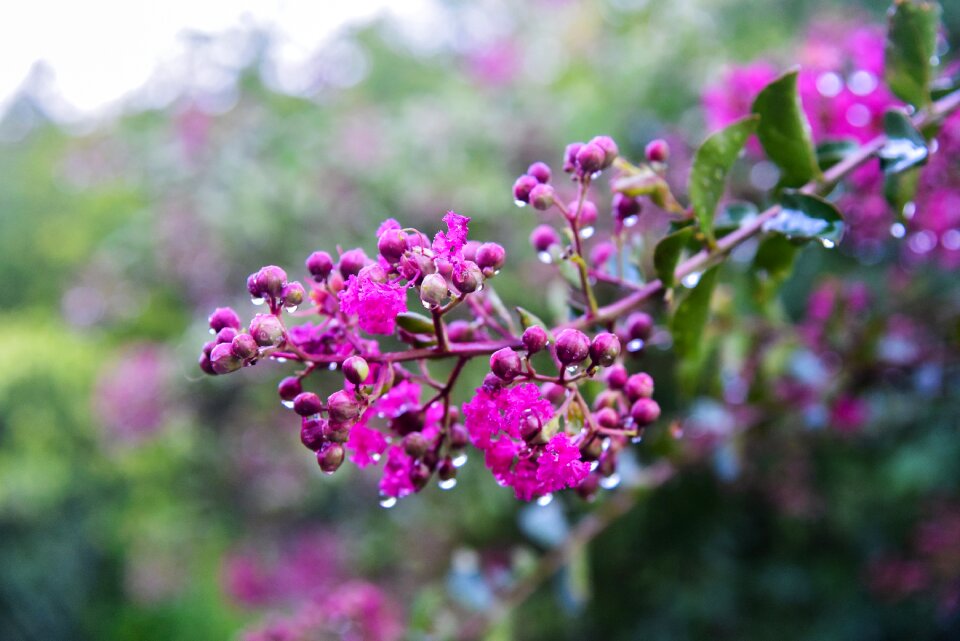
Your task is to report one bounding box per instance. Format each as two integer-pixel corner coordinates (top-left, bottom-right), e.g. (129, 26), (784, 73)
(3, 0), (960, 639)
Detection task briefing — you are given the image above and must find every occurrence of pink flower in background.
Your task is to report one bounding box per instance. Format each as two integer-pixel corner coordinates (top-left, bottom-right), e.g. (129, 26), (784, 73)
(93, 344), (172, 443)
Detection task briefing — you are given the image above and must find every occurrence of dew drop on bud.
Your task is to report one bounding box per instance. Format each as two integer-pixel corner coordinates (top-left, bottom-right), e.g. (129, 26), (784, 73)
(514, 199), (528, 208)
(565, 365), (580, 375)
(285, 304), (299, 313)
(589, 460), (600, 472)
(627, 338), (644, 352)
(682, 272), (702, 288)
(581, 226), (595, 239)
(379, 496), (398, 509)
(422, 301), (433, 310)
(276, 357), (288, 363)
(252, 297), (265, 306)
(536, 494), (554, 506)
(590, 171), (602, 180)
(452, 453), (468, 468)
(328, 362), (338, 371)
(281, 400), (294, 409)
(322, 469), (336, 476)
(623, 215), (639, 228)
(439, 478), (457, 490)
(631, 435), (644, 444)
(537, 251), (553, 264)
(600, 473), (621, 489)
(820, 239), (836, 249)
(371, 453), (382, 463)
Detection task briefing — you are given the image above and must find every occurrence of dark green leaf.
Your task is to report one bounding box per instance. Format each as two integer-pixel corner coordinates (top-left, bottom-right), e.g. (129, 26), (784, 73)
(885, 0), (940, 107)
(879, 110), (929, 174)
(765, 192), (845, 245)
(753, 234), (799, 283)
(715, 201), (759, 234)
(689, 116), (759, 244)
(931, 69), (960, 101)
(884, 166), (921, 216)
(653, 227), (695, 287)
(395, 312), (435, 335)
(751, 69), (821, 187)
(816, 140), (859, 172)
(515, 306), (554, 340)
(671, 266), (720, 365)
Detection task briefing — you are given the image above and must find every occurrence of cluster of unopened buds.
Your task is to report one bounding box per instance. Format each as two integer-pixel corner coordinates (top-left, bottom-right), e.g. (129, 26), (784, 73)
(199, 133), (666, 505)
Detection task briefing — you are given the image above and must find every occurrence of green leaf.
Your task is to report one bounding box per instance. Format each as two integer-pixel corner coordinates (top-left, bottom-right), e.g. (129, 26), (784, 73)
(879, 110), (929, 175)
(515, 306), (553, 340)
(715, 201), (759, 235)
(653, 227), (695, 287)
(753, 234), (799, 283)
(816, 140), (859, 172)
(885, 0), (941, 108)
(931, 68), (960, 101)
(764, 192), (845, 245)
(395, 312), (435, 335)
(688, 115), (759, 244)
(884, 167), (921, 216)
(671, 266), (720, 366)
(751, 69), (822, 187)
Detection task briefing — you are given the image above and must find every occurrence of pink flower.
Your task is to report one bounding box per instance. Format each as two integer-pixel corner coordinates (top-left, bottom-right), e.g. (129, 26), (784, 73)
(432, 211), (470, 261)
(536, 433), (590, 493)
(339, 273), (408, 335)
(379, 446), (416, 498)
(347, 424), (388, 468)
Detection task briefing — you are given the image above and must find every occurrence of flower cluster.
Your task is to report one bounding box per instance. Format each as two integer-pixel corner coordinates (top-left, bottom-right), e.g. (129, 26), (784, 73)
(703, 22), (960, 265)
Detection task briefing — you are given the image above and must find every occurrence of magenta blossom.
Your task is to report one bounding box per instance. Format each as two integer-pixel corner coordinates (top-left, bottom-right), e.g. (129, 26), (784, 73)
(339, 273), (408, 335)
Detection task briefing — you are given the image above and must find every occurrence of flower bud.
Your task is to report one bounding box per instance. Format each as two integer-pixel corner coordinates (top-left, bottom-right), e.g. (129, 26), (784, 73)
(575, 474), (600, 500)
(216, 327), (238, 344)
(447, 320), (476, 343)
(449, 423), (469, 449)
(438, 457), (457, 481)
(198, 352), (216, 375)
(563, 142), (584, 173)
(249, 313), (284, 346)
(342, 356), (370, 386)
(645, 138), (670, 163)
(530, 225), (561, 253)
(520, 414), (542, 442)
(612, 193), (642, 221)
(580, 436), (604, 461)
(589, 332), (621, 367)
(490, 347), (522, 381)
(624, 373), (655, 401)
(410, 461), (432, 489)
(254, 265), (288, 299)
(630, 398), (661, 425)
(452, 261), (483, 294)
(293, 392), (323, 417)
(317, 443), (345, 473)
(528, 183), (555, 211)
(475, 243), (506, 272)
(338, 249), (368, 278)
(595, 407), (620, 429)
(301, 417), (327, 451)
(522, 326), (548, 354)
(324, 421), (352, 443)
(575, 142), (605, 174)
(513, 174), (539, 204)
(403, 432), (429, 459)
(593, 389), (620, 410)
(569, 200), (598, 226)
(541, 382), (567, 404)
(378, 228), (408, 264)
(626, 312), (654, 341)
(278, 376), (303, 401)
(281, 281), (305, 308)
(589, 135), (619, 169)
(527, 162), (551, 183)
(482, 372), (505, 389)
(462, 241), (481, 262)
(231, 333), (259, 360)
(208, 307), (241, 333)
(419, 273), (449, 307)
(606, 364), (628, 390)
(306, 251), (334, 280)
(327, 390), (361, 423)
(210, 343), (243, 374)
(555, 328), (590, 366)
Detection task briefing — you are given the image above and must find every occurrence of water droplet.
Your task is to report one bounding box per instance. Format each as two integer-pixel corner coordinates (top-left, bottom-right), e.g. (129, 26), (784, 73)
(589, 460), (599, 472)
(903, 202), (916, 219)
(281, 400), (294, 409)
(371, 453), (381, 463)
(590, 171), (602, 180)
(623, 215), (639, 228)
(252, 297), (265, 306)
(439, 478), (457, 490)
(631, 435), (644, 444)
(537, 251), (553, 264)
(475, 282), (484, 292)
(627, 338), (644, 352)
(276, 357), (288, 363)
(322, 470), (336, 476)
(600, 473), (621, 489)
(379, 496), (397, 509)
(565, 365), (580, 375)
(285, 304), (299, 313)
(890, 223), (906, 239)
(452, 453), (468, 467)
(820, 238), (836, 249)
(682, 272), (702, 288)
(208, 328), (216, 335)
(327, 362), (337, 371)
(601, 437), (611, 452)
(581, 226), (595, 239)
(536, 494), (554, 506)
(514, 199), (528, 208)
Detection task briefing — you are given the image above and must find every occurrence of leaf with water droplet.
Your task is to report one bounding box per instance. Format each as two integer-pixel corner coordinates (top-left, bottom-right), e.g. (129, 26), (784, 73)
(715, 201), (759, 237)
(879, 109), (929, 175)
(653, 227), (695, 288)
(751, 69), (821, 188)
(764, 192), (844, 244)
(816, 139), (859, 172)
(516, 306), (554, 341)
(885, 0), (940, 108)
(670, 266), (719, 393)
(396, 311), (435, 335)
(689, 116), (759, 245)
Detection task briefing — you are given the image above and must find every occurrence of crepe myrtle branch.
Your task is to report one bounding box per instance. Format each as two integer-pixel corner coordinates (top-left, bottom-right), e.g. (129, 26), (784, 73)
(198, 85), (960, 503)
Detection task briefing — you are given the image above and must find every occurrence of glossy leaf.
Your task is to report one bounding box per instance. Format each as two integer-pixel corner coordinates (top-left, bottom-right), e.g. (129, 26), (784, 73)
(816, 140), (859, 172)
(751, 69), (821, 187)
(671, 266), (720, 366)
(653, 227), (695, 287)
(763, 192), (845, 245)
(395, 312), (435, 335)
(885, 167), (921, 216)
(715, 201), (759, 234)
(689, 116), (759, 244)
(885, 0), (940, 108)
(753, 234), (799, 283)
(879, 110), (929, 175)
